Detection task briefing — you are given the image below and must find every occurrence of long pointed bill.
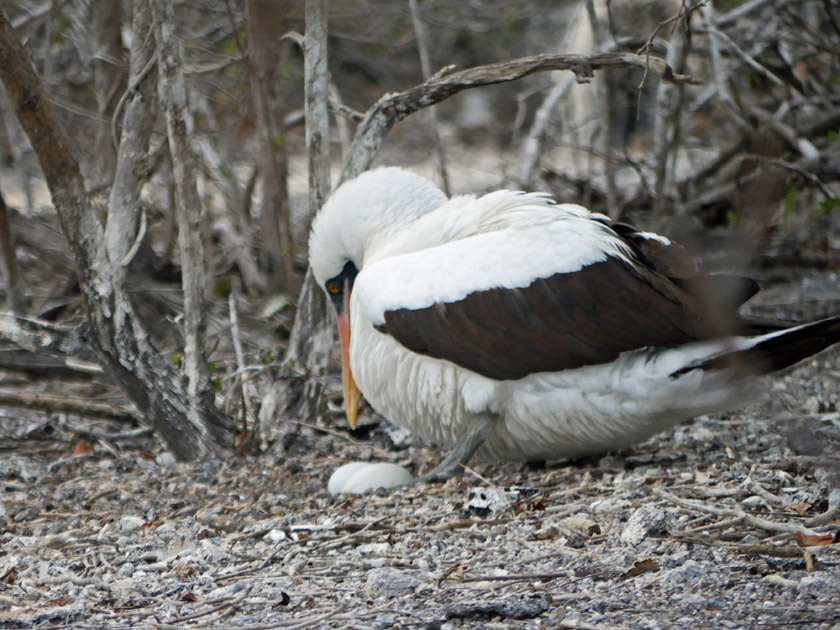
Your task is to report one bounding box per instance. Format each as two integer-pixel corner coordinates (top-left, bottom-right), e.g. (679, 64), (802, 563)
(336, 288), (362, 429)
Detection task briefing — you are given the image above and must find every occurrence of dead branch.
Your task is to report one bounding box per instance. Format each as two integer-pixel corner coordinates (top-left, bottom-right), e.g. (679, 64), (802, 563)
(653, 487), (822, 537)
(341, 51), (696, 181)
(64, 425), (153, 441)
(0, 313), (88, 358)
(0, 349), (101, 377)
(0, 390), (138, 421)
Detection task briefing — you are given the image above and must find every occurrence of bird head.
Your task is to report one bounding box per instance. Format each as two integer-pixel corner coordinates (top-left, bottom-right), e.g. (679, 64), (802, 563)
(309, 167), (447, 428)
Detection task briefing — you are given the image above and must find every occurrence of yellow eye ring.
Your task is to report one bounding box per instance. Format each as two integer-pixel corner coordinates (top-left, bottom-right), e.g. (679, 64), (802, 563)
(326, 283), (340, 294)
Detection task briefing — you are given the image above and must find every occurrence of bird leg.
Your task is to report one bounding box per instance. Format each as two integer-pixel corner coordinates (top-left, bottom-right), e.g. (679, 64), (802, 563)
(408, 413), (499, 485)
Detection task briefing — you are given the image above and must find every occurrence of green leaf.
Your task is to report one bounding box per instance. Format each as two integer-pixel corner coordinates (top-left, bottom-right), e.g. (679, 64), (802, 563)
(213, 275), (233, 299)
(814, 197), (839, 216)
(827, 129), (838, 144)
(270, 133), (286, 150)
(172, 353), (183, 366)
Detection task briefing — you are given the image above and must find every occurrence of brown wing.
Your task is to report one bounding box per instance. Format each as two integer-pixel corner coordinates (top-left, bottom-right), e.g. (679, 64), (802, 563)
(378, 256), (719, 380)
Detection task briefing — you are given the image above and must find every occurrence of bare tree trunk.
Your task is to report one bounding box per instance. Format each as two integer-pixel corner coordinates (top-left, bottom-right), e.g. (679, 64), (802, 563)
(0, 4), (236, 461)
(259, 0), (333, 447)
(149, 0), (216, 418)
(90, 0), (124, 184)
(246, 0), (296, 299)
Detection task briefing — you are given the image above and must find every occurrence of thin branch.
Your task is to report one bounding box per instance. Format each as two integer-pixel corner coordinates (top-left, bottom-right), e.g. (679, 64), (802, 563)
(637, 0), (707, 56)
(228, 287), (256, 442)
(747, 154), (834, 199)
(518, 74), (575, 186)
(715, 0), (775, 29)
(409, 0), (450, 194)
(698, 22), (785, 88)
(652, 25), (689, 214)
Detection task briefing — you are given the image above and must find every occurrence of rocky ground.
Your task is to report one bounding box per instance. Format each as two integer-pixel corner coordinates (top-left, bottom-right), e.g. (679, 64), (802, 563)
(1, 299), (840, 629)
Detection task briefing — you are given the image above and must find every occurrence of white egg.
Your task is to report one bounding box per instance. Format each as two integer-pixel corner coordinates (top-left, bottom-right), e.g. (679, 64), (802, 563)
(329, 463), (411, 494)
(341, 462), (413, 494)
(328, 462), (372, 494)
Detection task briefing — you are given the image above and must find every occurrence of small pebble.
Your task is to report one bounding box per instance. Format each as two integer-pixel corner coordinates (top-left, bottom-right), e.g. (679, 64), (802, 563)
(119, 516), (145, 532)
(264, 529), (287, 543)
(365, 567), (423, 596)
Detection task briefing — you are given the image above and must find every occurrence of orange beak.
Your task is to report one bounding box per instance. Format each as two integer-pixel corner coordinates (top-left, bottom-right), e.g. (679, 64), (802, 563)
(335, 282), (362, 428)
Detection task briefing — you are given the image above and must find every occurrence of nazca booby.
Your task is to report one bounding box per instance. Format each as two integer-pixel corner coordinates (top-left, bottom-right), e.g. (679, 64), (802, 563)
(309, 167), (840, 483)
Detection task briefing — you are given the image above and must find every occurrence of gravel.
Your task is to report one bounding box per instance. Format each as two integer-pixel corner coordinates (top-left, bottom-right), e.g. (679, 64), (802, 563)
(2, 292), (839, 629)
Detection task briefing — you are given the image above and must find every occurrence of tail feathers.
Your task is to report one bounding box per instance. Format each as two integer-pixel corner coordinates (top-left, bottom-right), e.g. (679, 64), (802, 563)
(672, 316), (840, 377)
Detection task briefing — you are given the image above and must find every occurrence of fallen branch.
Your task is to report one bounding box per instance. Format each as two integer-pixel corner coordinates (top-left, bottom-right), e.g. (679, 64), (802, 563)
(65, 425), (153, 441)
(0, 313), (90, 358)
(653, 487), (821, 536)
(0, 390), (139, 421)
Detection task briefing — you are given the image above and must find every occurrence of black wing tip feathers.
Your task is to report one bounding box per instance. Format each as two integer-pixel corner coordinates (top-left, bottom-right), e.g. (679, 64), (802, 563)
(671, 315), (840, 378)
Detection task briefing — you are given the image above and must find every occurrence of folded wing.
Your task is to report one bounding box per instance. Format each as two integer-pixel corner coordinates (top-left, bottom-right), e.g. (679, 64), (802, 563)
(356, 214), (753, 380)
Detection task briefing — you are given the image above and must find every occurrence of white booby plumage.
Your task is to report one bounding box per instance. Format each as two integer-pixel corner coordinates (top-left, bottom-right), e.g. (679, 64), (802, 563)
(309, 167), (840, 481)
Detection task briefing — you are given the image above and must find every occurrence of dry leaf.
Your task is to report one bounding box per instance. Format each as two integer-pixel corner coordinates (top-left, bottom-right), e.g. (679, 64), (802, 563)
(565, 516), (601, 535)
(620, 558), (659, 579)
(175, 563), (196, 578)
(0, 567), (17, 585)
(72, 441), (94, 457)
(804, 550), (816, 572)
(793, 530), (840, 547)
(516, 494), (549, 512)
(790, 502), (811, 515)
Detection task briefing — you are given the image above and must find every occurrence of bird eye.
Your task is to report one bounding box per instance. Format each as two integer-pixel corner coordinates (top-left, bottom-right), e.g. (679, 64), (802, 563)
(326, 283), (340, 294)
